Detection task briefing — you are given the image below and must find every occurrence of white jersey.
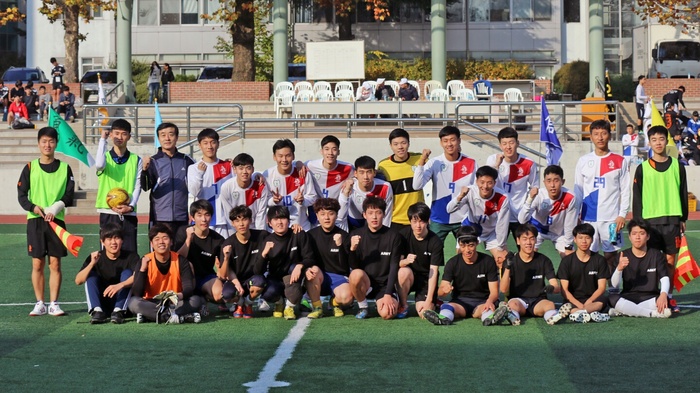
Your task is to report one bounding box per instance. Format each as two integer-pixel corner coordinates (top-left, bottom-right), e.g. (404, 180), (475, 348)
(306, 159), (354, 200)
(574, 151), (630, 223)
(486, 154), (539, 222)
(518, 187), (577, 244)
(621, 134), (638, 158)
(412, 153), (477, 225)
(338, 178), (393, 229)
(446, 184), (510, 249)
(263, 165), (318, 231)
(220, 176), (270, 231)
(187, 159), (233, 232)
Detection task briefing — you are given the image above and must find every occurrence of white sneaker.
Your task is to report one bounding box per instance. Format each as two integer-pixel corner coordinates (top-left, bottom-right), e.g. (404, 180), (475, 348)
(29, 301), (47, 316)
(569, 310), (591, 323)
(48, 303), (65, 316)
(651, 308), (672, 319)
(166, 312), (181, 324)
(590, 311), (610, 322)
(608, 308), (623, 317)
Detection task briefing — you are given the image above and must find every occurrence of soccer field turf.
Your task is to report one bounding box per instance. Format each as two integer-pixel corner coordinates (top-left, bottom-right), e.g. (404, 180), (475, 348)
(1, 223), (700, 392)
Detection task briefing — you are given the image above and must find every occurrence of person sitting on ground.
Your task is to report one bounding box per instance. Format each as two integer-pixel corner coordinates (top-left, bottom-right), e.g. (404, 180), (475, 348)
(397, 78), (418, 101)
(23, 86), (38, 121)
(10, 80), (25, 99)
(8, 94), (30, 129)
(422, 225), (504, 326)
(38, 86), (51, 121)
(608, 219), (671, 318)
(75, 223), (138, 324)
(58, 86), (76, 122)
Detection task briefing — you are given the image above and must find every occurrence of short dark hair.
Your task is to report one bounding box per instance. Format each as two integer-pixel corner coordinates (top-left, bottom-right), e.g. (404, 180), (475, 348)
(313, 197), (340, 213)
(572, 223), (595, 238)
(438, 126), (460, 139)
(111, 119), (132, 134)
(638, 75), (645, 81)
(229, 205), (253, 221)
(267, 205), (290, 220)
(156, 122), (179, 137)
(456, 225), (479, 244)
(515, 223), (538, 238)
(589, 119), (611, 133)
(272, 138), (295, 154)
(233, 153), (254, 167)
(39, 86), (45, 91)
(647, 125), (668, 139)
(497, 127), (518, 141)
(475, 165), (498, 181)
(627, 218), (651, 234)
(50, 57), (57, 63)
(543, 165), (564, 179)
(407, 202), (431, 222)
(189, 199), (213, 217)
(99, 222), (123, 241)
(62, 85), (70, 92)
(355, 155), (376, 170)
(197, 128), (219, 143)
(626, 124), (634, 129)
(37, 127), (58, 142)
(679, 85), (686, 92)
(362, 196), (386, 213)
(320, 135), (340, 148)
(148, 223), (174, 242)
(388, 128), (410, 142)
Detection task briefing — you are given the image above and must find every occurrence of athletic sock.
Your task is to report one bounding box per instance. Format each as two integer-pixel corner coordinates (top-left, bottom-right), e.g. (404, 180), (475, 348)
(439, 304), (455, 321)
(113, 307), (122, 312)
(312, 301), (322, 309)
(285, 299), (296, 308)
(543, 309), (557, 321)
(93, 307), (103, 313)
(511, 310), (520, 320)
(358, 299), (368, 309)
(480, 310), (494, 322)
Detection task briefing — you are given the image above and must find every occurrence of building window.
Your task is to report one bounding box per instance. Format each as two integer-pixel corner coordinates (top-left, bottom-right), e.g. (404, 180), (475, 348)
(181, 0), (198, 24)
(468, 0), (489, 22)
(204, 0), (221, 24)
(470, 0), (551, 22)
(447, 0), (464, 23)
(293, 0), (333, 23)
(161, 0), (180, 24)
(491, 0), (510, 22)
(512, 0), (532, 21)
(534, 0), (551, 20)
(81, 57), (105, 74)
(92, 6), (103, 18)
(138, 0), (158, 25)
(564, 0), (580, 23)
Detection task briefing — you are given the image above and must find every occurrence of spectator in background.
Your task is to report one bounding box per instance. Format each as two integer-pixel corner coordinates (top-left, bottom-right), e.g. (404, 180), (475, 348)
(398, 78), (418, 101)
(38, 86), (51, 121)
(374, 78), (395, 101)
(686, 111), (700, 137)
(50, 57), (66, 104)
(58, 86), (76, 122)
(10, 80), (25, 99)
(8, 95), (30, 129)
(663, 86), (685, 114)
(634, 75), (648, 131)
(161, 63), (175, 103)
(356, 81), (374, 102)
(148, 61), (162, 104)
(23, 86), (38, 121)
(1, 81), (8, 121)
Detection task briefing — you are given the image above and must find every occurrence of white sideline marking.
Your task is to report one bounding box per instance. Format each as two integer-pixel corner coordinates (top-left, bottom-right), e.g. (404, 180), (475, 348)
(0, 301), (86, 306)
(243, 318), (312, 393)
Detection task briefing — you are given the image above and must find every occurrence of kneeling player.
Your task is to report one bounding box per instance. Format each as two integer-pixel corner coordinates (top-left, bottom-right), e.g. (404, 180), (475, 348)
(128, 224), (202, 324)
(500, 223), (562, 326)
(252, 206), (322, 320)
(608, 219), (671, 318)
(423, 225), (506, 326)
(75, 223), (138, 324)
(308, 198), (353, 317)
(397, 202), (444, 319)
(347, 196), (402, 320)
(556, 223), (610, 323)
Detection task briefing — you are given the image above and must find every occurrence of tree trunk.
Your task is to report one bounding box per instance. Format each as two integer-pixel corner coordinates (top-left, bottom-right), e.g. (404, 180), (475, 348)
(231, 0), (255, 81)
(62, 5), (80, 83)
(337, 12), (353, 40)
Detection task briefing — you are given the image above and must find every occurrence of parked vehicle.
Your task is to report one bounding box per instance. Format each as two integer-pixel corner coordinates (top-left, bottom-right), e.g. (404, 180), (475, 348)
(1, 66), (49, 84)
(80, 69), (118, 102)
(197, 66), (233, 82)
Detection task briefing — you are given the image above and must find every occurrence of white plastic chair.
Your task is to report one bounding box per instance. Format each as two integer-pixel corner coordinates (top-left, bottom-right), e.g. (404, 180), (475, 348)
(447, 80), (466, 100)
(313, 81), (332, 94)
(385, 81), (400, 96)
(276, 90), (295, 118)
(366, 81), (378, 91)
(424, 80), (443, 100)
(315, 90), (334, 102)
(273, 82), (294, 114)
(334, 81), (354, 96)
(336, 90), (355, 102)
(456, 88), (476, 101)
(428, 88), (449, 102)
(503, 88), (524, 102)
(474, 82), (493, 100)
(294, 81), (313, 95)
(296, 90), (314, 102)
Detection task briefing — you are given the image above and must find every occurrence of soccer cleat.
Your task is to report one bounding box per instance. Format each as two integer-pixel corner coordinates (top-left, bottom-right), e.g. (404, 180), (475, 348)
(90, 311), (107, 324)
(258, 299), (271, 312)
(333, 306), (344, 318)
(233, 305), (244, 318)
(110, 311), (125, 324)
(590, 311), (610, 323)
(272, 303), (284, 318)
(299, 298), (313, 312)
(396, 306), (409, 319)
(608, 308), (623, 317)
(546, 303), (573, 326)
(669, 298), (680, 313)
(423, 309), (453, 326)
(355, 308), (369, 319)
(651, 308), (672, 319)
(506, 311), (521, 326)
(199, 304), (210, 318)
(48, 303), (66, 316)
(182, 313), (202, 323)
(29, 302), (47, 316)
(243, 305), (253, 319)
(283, 306), (296, 320)
(166, 312), (181, 324)
(136, 313), (145, 323)
(307, 307), (324, 319)
(569, 310), (591, 323)
(483, 303), (509, 326)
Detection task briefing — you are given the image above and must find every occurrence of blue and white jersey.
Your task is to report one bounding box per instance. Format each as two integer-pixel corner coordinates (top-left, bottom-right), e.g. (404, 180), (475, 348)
(446, 184), (510, 249)
(518, 187), (577, 242)
(412, 153), (477, 225)
(574, 151), (630, 223)
(486, 154), (539, 223)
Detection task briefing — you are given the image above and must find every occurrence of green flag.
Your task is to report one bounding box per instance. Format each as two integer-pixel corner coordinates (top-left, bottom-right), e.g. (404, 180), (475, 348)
(49, 107), (95, 167)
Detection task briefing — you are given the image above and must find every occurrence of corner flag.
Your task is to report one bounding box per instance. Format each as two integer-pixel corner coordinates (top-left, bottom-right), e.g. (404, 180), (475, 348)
(674, 235), (700, 292)
(154, 100), (162, 150)
(49, 107), (95, 167)
(49, 221), (83, 257)
(540, 99), (563, 166)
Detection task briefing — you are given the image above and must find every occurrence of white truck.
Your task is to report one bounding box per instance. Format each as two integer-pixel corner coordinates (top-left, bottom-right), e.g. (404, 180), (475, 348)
(633, 24), (700, 79)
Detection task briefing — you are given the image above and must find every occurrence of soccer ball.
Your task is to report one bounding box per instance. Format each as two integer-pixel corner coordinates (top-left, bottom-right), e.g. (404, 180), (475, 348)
(106, 188), (130, 208)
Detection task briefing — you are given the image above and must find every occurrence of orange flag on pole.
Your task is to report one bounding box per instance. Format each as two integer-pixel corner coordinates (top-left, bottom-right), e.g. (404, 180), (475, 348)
(49, 221), (83, 257)
(674, 235), (700, 292)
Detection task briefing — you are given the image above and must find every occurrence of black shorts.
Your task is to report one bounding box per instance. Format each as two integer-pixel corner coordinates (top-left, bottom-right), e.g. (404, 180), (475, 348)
(635, 102), (645, 120)
(648, 224), (681, 255)
(27, 217), (68, 258)
(366, 280), (396, 300)
(451, 296), (491, 315)
(410, 274), (435, 303)
(52, 82), (63, 90)
(513, 296), (547, 317)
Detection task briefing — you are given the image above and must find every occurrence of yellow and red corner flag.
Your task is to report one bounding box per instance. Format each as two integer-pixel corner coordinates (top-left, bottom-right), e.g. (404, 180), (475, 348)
(49, 221), (83, 257)
(674, 235), (700, 292)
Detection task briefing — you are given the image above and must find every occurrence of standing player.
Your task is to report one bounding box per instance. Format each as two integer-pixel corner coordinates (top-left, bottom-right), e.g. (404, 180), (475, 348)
(446, 166), (510, 267)
(518, 165), (577, 257)
(347, 196), (402, 320)
(422, 225), (505, 326)
(50, 57), (65, 104)
(263, 139), (318, 231)
(412, 126), (477, 242)
(306, 135), (354, 229)
(95, 119), (143, 253)
(396, 202), (444, 319)
(500, 223), (562, 326)
(187, 128), (233, 236)
(17, 127), (75, 316)
(608, 219), (671, 318)
(141, 122), (194, 248)
(220, 153), (269, 231)
(556, 223), (610, 324)
(632, 125), (688, 313)
(574, 119), (630, 271)
(621, 124), (640, 165)
(634, 75), (648, 131)
(486, 127), (539, 243)
(340, 155), (393, 230)
(75, 223), (138, 324)
(378, 128), (424, 231)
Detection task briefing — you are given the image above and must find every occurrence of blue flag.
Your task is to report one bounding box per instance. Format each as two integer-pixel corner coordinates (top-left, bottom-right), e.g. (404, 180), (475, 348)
(154, 101), (162, 150)
(540, 99), (563, 166)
